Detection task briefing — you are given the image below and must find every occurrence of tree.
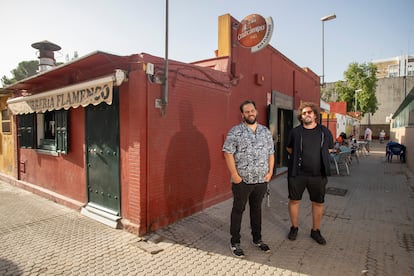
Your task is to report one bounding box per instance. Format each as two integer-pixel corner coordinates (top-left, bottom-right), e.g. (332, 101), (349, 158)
(335, 62), (378, 117)
(1, 60), (39, 87)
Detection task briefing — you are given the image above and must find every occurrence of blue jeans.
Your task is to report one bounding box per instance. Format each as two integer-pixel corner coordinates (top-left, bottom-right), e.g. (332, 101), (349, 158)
(230, 181), (267, 244)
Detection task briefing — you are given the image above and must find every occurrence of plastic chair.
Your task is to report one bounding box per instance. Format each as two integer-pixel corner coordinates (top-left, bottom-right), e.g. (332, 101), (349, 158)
(386, 142), (406, 163)
(330, 151), (351, 175)
(339, 146), (353, 165)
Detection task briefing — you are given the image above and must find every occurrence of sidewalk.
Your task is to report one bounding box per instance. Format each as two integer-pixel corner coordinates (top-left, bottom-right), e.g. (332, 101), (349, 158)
(1, 141), (413, 275)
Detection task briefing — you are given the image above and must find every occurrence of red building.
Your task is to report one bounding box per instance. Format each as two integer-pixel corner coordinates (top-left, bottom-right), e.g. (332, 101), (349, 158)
(2, 14), (320, 235)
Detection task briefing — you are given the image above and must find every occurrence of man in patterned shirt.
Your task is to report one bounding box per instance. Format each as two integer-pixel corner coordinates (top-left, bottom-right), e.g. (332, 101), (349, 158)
(222, 100), (275, 258)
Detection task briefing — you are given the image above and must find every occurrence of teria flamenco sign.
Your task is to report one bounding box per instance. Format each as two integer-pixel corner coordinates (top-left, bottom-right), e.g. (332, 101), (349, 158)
(27, 84), (111, 111)
(237, 14), (274, 53)
(7, 76), (116, 115)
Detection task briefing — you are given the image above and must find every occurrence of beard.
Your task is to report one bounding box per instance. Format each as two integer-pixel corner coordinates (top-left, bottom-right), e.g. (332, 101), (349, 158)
(243, 115), (257, 125)
(302, 116), (315, 125)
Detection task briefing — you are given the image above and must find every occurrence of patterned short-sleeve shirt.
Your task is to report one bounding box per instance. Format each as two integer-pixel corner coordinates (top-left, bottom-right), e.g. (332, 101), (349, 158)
(222, 123), (275, 184)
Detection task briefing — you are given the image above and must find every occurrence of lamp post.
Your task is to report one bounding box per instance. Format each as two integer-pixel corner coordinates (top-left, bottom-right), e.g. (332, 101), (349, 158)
(321, 14), (336, 86)
(354, 89), (362, 139)
(354, 89), (362, 113)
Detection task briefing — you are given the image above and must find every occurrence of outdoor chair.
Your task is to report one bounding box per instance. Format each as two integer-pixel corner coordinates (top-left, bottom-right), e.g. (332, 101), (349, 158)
(350, 146), (359, 164)
(356, 141), (368, 157)
(339, 146), (354, 165)
(330, 151), (351, 176)
(386, 142), (406, 163)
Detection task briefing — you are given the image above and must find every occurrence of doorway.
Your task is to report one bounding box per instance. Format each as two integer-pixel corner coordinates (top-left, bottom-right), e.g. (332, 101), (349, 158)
(277, 108), (293, 168)
(85, 88), (121, 216)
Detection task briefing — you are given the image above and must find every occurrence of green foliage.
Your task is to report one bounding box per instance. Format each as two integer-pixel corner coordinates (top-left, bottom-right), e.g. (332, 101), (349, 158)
(1, 75), (15, 87)
(335, 62), (378, 116)
(1, 60), (39, 87)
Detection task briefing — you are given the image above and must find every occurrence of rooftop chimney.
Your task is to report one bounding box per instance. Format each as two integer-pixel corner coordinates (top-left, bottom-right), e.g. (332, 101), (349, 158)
(31, 40), (61, 72)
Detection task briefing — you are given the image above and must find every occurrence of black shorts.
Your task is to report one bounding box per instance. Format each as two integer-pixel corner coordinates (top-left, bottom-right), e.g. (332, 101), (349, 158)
(288, 175), (328, 203)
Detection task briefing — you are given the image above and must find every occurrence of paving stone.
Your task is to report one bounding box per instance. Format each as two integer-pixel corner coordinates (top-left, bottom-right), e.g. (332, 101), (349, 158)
(0, 142), (413, 275)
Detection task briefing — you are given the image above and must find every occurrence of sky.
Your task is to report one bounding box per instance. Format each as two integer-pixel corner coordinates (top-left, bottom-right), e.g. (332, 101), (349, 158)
(1, 0), (413, 85)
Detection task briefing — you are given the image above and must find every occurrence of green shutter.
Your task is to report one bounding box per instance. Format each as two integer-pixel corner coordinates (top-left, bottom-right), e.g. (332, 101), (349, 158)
(56, 110), (69, 154)
(17, 114), (35, 148)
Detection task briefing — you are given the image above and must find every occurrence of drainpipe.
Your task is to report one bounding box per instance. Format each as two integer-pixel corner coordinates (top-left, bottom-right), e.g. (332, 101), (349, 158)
(146, 62), (151, 233)
(161, 0), (169, 116)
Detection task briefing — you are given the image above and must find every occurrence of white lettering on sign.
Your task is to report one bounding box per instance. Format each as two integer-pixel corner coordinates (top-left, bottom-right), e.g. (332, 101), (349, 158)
(237, 25), (266, 41)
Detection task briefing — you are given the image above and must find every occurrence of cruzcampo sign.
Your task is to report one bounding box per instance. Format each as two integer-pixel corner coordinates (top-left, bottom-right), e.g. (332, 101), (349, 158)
(237, 14), (274, 53)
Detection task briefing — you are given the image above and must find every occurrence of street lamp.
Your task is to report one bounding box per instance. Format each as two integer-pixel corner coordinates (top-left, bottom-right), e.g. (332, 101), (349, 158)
(354, 89), (362, 113)
(354, 89), (362, 139)
(321, 14), (336, 86)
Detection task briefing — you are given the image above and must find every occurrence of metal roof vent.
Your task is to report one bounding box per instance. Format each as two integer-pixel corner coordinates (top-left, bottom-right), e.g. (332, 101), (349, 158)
(31, 40), (61, 72)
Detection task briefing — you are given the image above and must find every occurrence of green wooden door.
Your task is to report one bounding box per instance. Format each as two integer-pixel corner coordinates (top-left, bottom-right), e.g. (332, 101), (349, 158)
(85, 88), (120, 214)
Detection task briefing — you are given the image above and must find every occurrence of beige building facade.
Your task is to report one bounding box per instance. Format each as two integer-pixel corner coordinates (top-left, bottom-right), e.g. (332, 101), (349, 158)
(373, 55), (414, 79)
(321, 55), (414, 139)
(360, 76), (414, 137)
(0, 94), (16, 177)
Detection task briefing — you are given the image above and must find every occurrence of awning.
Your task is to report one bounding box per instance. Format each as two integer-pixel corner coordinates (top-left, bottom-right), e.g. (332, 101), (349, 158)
(7, 69), (126, 115)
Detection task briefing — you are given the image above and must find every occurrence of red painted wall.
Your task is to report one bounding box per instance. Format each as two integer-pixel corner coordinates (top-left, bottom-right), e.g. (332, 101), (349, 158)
(19, 109), (86, 202)
(118, 55), (234, 232)
(146, 69), (231, 231)
(118, 68), (149, 233)
(330, 102), (347, 114)
(125, 26), (321, 232)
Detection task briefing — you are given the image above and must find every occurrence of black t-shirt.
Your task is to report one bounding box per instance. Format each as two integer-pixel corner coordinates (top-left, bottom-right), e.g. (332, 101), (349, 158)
(286, 124), (334, 177)
(300, 126), (322, 176)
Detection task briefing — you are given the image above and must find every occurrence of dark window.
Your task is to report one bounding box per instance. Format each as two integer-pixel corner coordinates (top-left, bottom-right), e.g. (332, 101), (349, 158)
(1, 108), (11, 133)
(56, 110), (69, 153)
(18, 114), (36, 148)
(39, 111), (56, 151)
(17, 110), (69, 154)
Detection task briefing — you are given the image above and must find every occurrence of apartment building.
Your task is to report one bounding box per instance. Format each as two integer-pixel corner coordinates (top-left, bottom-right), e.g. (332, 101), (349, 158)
(373, 55), (414, 78)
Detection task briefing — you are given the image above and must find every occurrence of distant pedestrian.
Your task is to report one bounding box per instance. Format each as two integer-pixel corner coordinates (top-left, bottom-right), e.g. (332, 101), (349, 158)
(285, 102), (334, 245)
(364, 127), (373, 153)
(222, 100), (275, 258)
(379, 129), (386, 144)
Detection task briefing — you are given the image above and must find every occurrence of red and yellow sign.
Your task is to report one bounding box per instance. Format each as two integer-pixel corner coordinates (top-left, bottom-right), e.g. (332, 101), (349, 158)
(237, 14), (274, 53)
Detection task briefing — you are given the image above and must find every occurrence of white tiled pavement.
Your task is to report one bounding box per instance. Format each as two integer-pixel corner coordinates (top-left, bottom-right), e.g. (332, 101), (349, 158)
(1, 141), (413, 275)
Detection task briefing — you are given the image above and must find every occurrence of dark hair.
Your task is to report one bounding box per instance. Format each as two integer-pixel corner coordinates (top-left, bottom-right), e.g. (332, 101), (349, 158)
(297, 102), (320, 123)
(239, 100), (256, 112)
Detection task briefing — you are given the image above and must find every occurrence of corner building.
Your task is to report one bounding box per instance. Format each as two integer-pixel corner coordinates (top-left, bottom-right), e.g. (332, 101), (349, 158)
(1, 14), (321, 235)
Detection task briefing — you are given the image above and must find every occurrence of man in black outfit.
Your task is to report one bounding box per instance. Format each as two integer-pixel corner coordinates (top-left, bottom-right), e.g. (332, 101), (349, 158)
(286, 102), (334, 245)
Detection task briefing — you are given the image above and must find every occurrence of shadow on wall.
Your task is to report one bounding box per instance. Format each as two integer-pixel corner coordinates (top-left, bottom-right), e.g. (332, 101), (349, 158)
(164, 100), (211, 220)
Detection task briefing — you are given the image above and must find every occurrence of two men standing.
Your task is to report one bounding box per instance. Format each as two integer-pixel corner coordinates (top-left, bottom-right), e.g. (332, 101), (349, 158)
(223, 100), (334, 258)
